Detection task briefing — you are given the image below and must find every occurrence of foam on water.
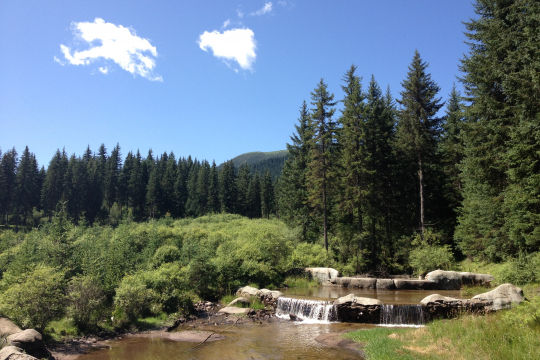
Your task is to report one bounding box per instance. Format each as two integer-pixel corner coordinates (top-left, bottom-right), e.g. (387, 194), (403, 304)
(276, 297), (337, 324)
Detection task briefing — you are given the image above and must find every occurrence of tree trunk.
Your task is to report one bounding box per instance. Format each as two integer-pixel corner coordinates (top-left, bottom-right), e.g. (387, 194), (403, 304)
(418, 153), (425, 238)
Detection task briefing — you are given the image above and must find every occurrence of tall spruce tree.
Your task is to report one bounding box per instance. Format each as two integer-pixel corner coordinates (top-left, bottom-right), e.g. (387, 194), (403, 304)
(337, 65), (368, 256)
(261, 170), (275, 219)
(219, 160), (237, 214)
(306, 79), (338, 250)
(208, 161), (221, 214)
(41, 149), (68, 219)
(15, 146), (40, 227)
(395, 51), (444, 238)
(0, 148), (17, 225)
(457, 0), (540, 259)
(236, 164), (252, 217)
(278, 101), (315, 240)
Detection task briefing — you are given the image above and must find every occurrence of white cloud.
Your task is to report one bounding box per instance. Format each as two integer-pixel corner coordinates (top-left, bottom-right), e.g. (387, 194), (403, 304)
(223, 19), (231, 28)
(251, 2), (272, 16)
(198, 28), (256, 71)
(56, 18), (162, 81)
(237, 9), (244, 18)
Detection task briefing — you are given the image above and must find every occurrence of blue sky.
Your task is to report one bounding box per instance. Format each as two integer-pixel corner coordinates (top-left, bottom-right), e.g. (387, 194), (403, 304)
(0, 0), (476, 168)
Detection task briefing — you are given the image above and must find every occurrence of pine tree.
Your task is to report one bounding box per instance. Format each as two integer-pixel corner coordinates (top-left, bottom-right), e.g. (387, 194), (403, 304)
(185, 160), (200, 217)
(248, 172), (262, 218)
(15, 146), (40, 228)
(337, 65), (368, 256)
(261, 171), (275, 219)
(236, 164), (252, 217)
(208, 161), (221, 214)
(41, 149), (68, 219)
(306, 79), (338, 250)
(0, 148), (18, 225)
(128, 150), (145, 218)
(457, 0), (540, 258)
(104, 144), (121, 212)
(219, 160), (237, 214)
(161, 152), (177, 215)
(395, 51), (444, 238)
(174, 158), (189, 218)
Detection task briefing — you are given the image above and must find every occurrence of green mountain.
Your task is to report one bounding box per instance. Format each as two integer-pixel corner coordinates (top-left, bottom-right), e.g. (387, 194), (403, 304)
(219, 150), (289, 179)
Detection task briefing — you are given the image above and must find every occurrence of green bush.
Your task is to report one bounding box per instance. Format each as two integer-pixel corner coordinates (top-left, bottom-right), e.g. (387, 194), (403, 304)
(151, 245), (181, 268)
(499, 251), (540, 285)
(409, 230), (454, 276)
(289, 243), (331, 268)
(0, 265), (66, 331)
(113, 274), (153, 322)
(66, 276), (106, 330)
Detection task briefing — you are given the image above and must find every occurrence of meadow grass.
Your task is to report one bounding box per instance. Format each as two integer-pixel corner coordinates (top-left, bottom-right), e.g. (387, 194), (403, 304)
(344, 284), (540, 360)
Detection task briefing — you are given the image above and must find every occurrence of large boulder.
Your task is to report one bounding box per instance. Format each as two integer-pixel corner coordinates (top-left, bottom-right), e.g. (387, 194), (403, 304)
(305, 268), (340, 283)
(226, 297), (251, 307)
(425, 270), (462, 290)
(257, 289), (283, 300)
(236, 286), (259, 298)
(7, 329), (44, 355)
(394, 279), (434, 290)
(334, 294), (382, 306)
(0, 346), (38, 360)
(460, 272), (494, 286)
(0, 318), (22, 337)
(472, 283), (525, 310)
(336, 277), (377, 289)
(218, 307), (252, 315)
(376, 279), (396, 290)
(420, 294), (463, 306)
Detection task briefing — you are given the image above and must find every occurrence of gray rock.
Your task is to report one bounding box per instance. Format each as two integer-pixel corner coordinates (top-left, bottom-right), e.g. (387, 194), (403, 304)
(472, 283), (525, 310)
(376, 279), (396, 290)
(394, 279), (434, 290)
(0, 318), (22, 337)
(334, 294), (382, 306)
(426, 270), (462, 290)
(257, 289), (283, 300)
(7, 329), (43, 354)
(460, 272), (494, 286)
(420, 294), (463, 306)
(226, 297), (250, 307)
(0, 346), (38, 360)
(236, 286), (259, 298)
(218, 307), (252, 315)
(305, 268), (340, 283)
(336, 277), (377, 289)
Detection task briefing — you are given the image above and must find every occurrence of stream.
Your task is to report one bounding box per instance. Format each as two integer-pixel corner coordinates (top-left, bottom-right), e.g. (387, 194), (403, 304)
(74, 288), (465, 360)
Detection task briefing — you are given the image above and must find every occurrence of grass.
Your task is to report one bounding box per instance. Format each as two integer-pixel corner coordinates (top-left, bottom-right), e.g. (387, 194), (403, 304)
(43, 318), (80, 341)
(344, 284), (540, 360)
(283, 275), (319, 288)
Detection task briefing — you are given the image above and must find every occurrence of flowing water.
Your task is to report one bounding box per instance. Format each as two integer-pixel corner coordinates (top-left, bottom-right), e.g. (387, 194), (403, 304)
(75, 322), (372, 360)
(275, 297), (337, 323)
(380, 305), (425, 327)
(74, 288), (464, 359)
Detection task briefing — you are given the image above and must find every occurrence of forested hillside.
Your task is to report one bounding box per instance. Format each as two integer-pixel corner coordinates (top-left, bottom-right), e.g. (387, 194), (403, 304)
(218, 150), (289, 179)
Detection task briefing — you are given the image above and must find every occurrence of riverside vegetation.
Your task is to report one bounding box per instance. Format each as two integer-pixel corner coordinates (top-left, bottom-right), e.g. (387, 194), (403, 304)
(1, 0), (539, 357)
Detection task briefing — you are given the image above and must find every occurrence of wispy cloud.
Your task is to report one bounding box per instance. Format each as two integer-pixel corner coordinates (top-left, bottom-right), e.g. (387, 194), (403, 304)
(198, 28), (256, 71)
(237, 9), (244, 18)
(251, 2), (272, 16)
(278, 1), (286, 6)
(55, 18), (162, 81)
(223, 19), (231, 28)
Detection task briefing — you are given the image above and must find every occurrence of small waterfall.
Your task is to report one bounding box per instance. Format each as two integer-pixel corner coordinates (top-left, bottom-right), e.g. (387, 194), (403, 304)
(380, 305), (425, 327)
(276, 297), (337, 323)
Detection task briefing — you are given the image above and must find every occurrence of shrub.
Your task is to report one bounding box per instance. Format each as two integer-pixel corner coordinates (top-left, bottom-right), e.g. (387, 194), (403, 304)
(66, 276), (106, 330)
(0, 265), (66, 331)
(113, 274), (153, 322)
(151, 245), (181, 268)
(409, 230), (454, 276)
(289, 243), (331, 268)
(499, 251), (540, 285)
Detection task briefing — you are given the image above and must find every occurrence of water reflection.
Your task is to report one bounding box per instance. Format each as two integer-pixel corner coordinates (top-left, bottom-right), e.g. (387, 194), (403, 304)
(77, 322), (371, 360)
(281, 287), (466, 304)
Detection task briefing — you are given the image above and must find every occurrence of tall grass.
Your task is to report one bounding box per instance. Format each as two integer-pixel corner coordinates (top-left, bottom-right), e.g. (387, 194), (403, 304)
(284, 276), (318, 288)
(345, 285), (540, 360)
